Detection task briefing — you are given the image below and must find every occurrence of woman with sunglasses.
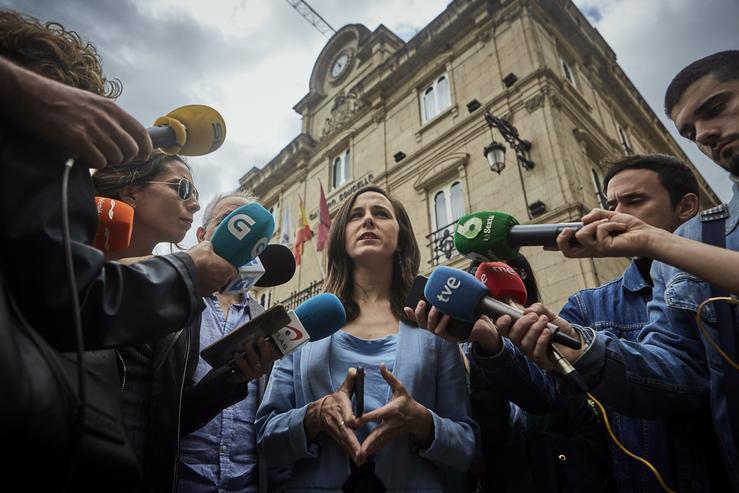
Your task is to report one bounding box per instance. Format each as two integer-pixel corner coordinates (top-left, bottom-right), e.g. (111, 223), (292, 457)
(94, 151), (200, 260)
(93, 152), (246, 492)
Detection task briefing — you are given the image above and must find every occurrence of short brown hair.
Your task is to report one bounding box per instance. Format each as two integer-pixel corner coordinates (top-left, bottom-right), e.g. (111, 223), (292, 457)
(602, 154), (699, 208)
(323, 186), (420, 324)
(0, 10), (121, 98)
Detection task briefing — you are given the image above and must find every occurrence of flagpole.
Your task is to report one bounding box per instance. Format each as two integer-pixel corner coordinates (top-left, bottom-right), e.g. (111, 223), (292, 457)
(314, 240), (325, 278)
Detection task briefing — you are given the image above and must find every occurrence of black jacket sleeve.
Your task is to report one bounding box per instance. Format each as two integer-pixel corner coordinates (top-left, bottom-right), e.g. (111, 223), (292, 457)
(0, 125), (204, 351)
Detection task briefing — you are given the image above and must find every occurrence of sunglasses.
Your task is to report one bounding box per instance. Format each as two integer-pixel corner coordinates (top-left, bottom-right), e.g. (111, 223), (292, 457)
(143, 178), (199, 202)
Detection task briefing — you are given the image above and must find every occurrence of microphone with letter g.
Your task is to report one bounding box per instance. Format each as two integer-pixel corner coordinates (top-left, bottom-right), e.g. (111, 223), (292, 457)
(148, 104), (226, 156)
(424, 266), (581, 349)
(94, 196), (134, 251)
(210, 202), (276, 293)
(211, 202), (275, 266)
(454, 211), (583, 261)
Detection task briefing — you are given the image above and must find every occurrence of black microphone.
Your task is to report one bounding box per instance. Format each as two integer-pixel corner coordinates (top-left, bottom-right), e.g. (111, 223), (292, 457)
(256, 244), (296, 288)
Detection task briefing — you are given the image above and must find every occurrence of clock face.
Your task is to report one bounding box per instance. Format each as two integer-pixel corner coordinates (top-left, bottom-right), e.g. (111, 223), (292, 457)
(331, 52), (349, 79)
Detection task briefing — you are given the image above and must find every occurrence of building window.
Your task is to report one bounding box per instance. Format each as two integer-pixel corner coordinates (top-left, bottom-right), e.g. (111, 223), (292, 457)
(432, 181), (464, 229)
(332, 148), (351, 189)
(259, 291), (273, 308)
(428, 180), (464, 265)
(591, 168), (608, 209)
(560, 58), (577, 88)
(617, 124), (633, 154)
(420, 74), (452, 123)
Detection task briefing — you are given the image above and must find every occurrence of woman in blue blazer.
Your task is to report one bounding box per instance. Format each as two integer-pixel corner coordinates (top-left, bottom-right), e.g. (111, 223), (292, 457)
(256, 186), (478, 492)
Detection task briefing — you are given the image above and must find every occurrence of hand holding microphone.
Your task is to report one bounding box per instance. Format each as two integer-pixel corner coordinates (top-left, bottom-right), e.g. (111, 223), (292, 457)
(556, 208), (651, 259)
(186, 240), (238, 297)
(475, 263), (585, 382)
(423, 266), (581, 350)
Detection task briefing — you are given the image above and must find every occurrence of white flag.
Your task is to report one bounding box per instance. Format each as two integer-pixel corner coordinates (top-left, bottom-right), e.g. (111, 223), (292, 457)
(280, 206), (292, 246)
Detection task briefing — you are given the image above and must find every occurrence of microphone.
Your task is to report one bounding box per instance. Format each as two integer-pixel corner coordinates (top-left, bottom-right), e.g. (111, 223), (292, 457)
(454, 211), (583, 261)
(147, 104), (226, 156)
(271, 292), (346, 357)
(200, 293), (346, 377)
(94, 196), (134, 251)
(220, 244), (297, 294)
(211, 202), (275, 267)
(255, 244), (296, 288)
(475, 262), (587, 390)
(424, 266), (581, 350)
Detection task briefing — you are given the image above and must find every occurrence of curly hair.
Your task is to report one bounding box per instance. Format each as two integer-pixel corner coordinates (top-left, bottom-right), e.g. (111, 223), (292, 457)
(0, 10), (121, 98)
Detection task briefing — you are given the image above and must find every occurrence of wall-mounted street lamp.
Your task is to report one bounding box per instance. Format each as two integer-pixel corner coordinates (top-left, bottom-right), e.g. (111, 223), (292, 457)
(483, 110), (538, 219)
(483, 140), (507, 174)
(483, 111), (535, 171)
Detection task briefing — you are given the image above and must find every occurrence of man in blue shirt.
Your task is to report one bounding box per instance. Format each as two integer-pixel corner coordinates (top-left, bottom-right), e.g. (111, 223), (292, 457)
(493, 50), (739, 490)
(178, 193), (289, 493)
(464, 155), (720, 492)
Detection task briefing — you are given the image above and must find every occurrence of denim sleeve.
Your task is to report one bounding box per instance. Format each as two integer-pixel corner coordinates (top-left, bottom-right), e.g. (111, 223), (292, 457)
(255, 352), (319, 466)
(559, 293), (588, 327)
(466, 339), (559, 414)
(418, 339), (479, 472)
(574, 261), (710, 418)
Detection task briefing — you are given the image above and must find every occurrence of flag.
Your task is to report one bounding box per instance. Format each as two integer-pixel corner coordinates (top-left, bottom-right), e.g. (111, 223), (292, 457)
(294, 195), (313, 265)
(316, 182), (331, 252)
(279, 206), (292, 247)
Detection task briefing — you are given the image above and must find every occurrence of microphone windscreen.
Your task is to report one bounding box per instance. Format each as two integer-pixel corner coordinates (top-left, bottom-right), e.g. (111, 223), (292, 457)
(475, 262), (527, 306)
(153, 104), (226, 156)
(454, 211), (520, 261)
(256, 244), (296, 287)
(295, 293), (346, 341)
(424, 266), (488, 322)
(94, 197), (134, 251)
(211, 202), (275, 267)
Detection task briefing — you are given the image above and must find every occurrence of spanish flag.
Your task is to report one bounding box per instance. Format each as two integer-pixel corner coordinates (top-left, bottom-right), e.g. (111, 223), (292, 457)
(294, 195), (313, 265)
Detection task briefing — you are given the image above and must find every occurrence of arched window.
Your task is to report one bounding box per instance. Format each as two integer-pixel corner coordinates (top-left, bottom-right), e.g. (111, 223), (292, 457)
(431, 180), (464, 230)
(332, 148), (351, 189)
(420, 73), (452, 123)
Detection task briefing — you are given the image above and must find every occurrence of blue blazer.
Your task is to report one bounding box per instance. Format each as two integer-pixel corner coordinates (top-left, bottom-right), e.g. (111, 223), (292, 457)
(256, 322), (479, 492)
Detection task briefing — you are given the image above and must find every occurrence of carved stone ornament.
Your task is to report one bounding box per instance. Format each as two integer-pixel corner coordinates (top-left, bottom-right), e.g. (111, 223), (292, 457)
(525, 94), (545, 113)
(321, 90), (366, 140)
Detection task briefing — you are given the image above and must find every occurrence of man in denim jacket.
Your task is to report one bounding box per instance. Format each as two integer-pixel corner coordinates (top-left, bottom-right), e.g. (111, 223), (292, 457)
(465, 155), (721, 491)
(493, 51), (739, 490)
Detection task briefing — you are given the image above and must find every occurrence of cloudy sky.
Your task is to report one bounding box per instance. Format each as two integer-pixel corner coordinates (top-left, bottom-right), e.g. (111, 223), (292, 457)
(3, 0), (737, 248)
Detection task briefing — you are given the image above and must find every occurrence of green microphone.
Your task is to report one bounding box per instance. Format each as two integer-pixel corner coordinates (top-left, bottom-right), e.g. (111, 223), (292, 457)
(454, 211), (520, 261)
(454, 211), (583, 261)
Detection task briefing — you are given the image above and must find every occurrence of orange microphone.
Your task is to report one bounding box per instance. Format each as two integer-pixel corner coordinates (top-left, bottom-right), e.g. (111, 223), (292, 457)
(94, 197), (134, 252)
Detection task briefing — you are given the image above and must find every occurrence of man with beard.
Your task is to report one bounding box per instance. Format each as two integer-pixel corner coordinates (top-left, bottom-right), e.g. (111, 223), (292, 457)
(492, 50), (739, 490)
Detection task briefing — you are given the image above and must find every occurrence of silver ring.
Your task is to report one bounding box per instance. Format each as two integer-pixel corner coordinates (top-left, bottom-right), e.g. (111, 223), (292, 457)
(339, 420), (345, 427)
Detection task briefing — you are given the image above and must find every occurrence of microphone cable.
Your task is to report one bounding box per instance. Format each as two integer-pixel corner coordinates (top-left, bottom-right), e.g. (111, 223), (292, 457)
(61, 156), (87, 488)
(696, 296), (739, 371)
(551, 345), (677, 493)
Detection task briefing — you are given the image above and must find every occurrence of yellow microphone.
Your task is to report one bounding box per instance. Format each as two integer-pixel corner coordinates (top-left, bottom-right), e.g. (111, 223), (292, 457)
(147, 105), (226, 156)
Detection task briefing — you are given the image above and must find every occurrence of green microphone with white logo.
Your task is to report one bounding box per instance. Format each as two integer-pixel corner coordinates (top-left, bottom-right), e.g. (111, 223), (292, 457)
(454, 211), (583, 261)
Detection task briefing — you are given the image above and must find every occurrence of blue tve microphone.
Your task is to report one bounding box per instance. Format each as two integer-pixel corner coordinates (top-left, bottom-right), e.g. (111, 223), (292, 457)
(424, 266), (580, 350)
(211, 202), (275, 267)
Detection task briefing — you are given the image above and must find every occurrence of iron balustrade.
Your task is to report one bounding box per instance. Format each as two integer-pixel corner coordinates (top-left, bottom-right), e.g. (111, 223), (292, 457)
(426, 221), (458, 265)
(278, 280), (324, 311)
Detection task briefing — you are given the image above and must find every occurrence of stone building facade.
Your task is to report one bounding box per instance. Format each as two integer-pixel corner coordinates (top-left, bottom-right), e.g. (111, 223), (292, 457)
(239, 0), (719, 311)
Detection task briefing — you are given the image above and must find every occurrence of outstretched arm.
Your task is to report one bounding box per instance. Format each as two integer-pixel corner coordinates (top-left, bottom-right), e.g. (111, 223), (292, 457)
(558, 208), (739, 294)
